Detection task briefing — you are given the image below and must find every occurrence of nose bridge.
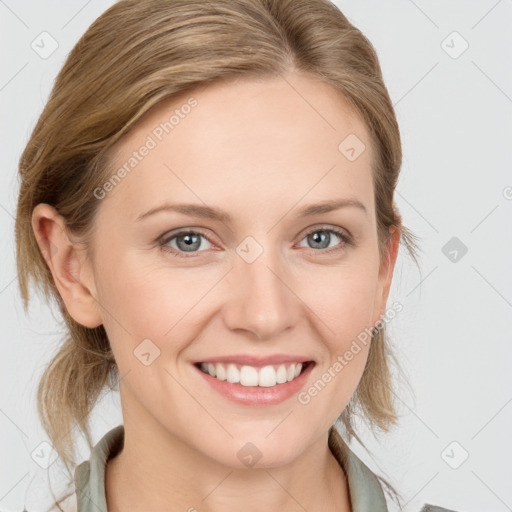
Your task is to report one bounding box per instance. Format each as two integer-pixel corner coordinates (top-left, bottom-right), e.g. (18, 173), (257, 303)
(223, 235), (299, 339)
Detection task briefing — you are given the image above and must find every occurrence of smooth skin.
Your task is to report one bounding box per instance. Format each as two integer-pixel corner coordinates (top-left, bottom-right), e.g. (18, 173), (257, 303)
(32, 71), (399, 512)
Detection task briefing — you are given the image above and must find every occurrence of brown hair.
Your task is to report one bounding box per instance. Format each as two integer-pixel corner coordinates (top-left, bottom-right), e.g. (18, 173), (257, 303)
(15, 0), (420, 509)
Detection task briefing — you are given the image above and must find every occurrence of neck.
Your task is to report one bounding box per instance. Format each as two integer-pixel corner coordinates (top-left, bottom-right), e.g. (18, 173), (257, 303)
(105, 417), (351, 512)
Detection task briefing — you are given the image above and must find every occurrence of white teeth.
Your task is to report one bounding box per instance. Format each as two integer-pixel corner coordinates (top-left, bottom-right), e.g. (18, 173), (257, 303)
(226, 363), (240, 383)
(198, 361), (309, 387)
(258, 365), (277, 387)
(215, 363), (226, 381)
(276, 364), (287, 384)
(240, 366), (259, 386)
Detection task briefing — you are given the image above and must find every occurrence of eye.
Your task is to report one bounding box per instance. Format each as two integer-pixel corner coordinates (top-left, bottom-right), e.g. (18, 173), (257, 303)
(158, 229), (214, 258)
(296, 225), (353, 255)
(158, 225), (354, 258)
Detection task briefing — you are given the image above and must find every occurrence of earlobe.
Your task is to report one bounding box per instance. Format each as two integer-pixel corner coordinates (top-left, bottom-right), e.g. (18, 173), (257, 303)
(31, 203), (103, 328)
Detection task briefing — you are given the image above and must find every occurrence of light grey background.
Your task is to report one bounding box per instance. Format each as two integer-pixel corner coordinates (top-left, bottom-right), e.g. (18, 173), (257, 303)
(1, 1), (511, 511)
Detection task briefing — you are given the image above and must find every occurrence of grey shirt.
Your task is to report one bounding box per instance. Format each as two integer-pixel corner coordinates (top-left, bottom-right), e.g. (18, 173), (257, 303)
(71, 424), (459, 512)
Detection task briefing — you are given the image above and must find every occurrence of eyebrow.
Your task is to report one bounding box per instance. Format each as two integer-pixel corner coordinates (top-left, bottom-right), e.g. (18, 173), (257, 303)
(135, 198), (367, 223)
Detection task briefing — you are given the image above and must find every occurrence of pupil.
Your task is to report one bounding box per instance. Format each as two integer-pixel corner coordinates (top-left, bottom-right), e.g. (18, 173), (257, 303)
(310, 231), (328, 248)
(179, 233), (200, 251)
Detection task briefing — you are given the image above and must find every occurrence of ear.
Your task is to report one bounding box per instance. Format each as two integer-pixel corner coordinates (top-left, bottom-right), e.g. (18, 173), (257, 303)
(31, 203), (103, 328)
(372, 225), (400, 326)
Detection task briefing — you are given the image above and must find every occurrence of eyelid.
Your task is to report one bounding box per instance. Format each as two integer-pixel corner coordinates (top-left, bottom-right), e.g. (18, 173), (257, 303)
(157, 227), (217, 252)
(296, 223), (352, 241)
(158, 223), (352, 243)
(157, 224), (354, 258)
(294, 224), (354, 254)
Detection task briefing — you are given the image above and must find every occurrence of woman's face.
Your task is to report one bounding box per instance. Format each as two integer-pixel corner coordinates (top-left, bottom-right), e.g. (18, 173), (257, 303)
(59, 72), (398, 467)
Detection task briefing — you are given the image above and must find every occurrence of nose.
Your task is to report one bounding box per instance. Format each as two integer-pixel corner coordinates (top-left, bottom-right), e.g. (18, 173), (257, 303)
(222, 246), (301, 340)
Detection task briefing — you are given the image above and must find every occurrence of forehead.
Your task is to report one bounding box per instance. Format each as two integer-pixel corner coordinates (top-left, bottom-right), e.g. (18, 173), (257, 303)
(100, 72), (375, 224)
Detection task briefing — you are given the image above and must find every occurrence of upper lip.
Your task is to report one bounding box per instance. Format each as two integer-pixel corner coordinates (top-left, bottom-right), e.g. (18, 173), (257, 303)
(194, 354), (315, 367)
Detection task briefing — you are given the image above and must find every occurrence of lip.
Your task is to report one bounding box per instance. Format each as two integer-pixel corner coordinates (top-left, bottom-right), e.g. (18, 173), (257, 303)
(193, 360), (315, 406)
(194, 353), (314, 368)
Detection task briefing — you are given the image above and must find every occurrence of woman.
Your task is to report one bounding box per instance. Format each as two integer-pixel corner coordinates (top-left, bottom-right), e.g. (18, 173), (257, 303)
(15, 0), (461, 510)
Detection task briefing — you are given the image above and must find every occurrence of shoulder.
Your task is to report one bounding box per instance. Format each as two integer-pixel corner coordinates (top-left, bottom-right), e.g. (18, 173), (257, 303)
(420, 504), (464, 512)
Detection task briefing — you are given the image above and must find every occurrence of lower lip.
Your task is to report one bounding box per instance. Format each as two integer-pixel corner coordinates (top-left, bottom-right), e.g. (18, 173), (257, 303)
(194, 362), (315, 406)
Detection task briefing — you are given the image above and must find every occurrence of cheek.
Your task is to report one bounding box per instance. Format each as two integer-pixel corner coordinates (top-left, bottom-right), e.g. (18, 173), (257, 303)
(94, 252), (222, 372)
(99, 247), (379, 336)
(295, 284), (375, 434)
(92, 253), (188, 358)
(295, 259), (378, 400)
(96, 240), (379, 365)
(301, 261), (379, 344)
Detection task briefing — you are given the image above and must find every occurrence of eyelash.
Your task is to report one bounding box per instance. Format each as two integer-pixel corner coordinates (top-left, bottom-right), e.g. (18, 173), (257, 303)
(157, 225), (354, 259)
